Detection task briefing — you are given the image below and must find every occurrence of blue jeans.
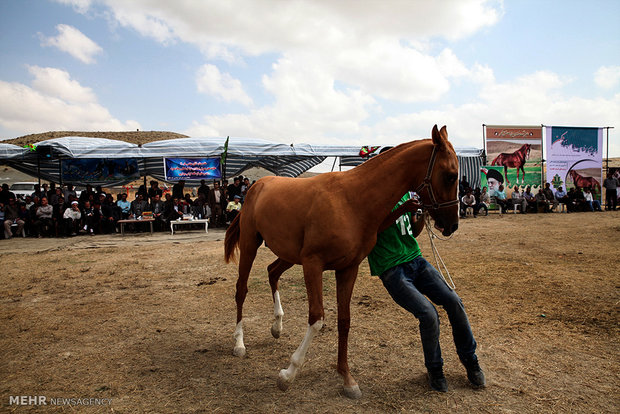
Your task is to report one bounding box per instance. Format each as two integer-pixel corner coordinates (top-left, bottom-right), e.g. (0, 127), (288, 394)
(379, 256), (477, 369)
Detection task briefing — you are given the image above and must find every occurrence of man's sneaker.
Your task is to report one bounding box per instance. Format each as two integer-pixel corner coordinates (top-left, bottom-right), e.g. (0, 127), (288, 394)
(427, 367), (448, 392)
(462, 356), (486, 388)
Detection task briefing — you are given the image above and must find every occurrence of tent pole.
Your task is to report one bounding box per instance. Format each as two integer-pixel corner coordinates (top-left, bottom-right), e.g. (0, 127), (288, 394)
(37, 157), (41, 187)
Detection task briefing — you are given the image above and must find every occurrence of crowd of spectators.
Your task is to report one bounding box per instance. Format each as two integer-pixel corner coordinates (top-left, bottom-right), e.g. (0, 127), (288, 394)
(458, 174), (616, 218)
(0, 176), (254, 239)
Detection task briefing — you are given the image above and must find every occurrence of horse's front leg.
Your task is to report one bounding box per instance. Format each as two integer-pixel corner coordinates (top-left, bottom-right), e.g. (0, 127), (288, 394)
(277, 259), (324, 391)
(335, 265), (362, 399)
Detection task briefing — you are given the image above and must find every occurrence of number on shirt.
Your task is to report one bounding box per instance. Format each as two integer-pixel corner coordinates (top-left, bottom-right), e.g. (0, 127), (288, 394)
(396, 215), (413, 236)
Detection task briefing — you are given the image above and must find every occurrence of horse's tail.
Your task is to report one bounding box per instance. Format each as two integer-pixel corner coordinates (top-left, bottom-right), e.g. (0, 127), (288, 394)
(224, 212), (241, 264)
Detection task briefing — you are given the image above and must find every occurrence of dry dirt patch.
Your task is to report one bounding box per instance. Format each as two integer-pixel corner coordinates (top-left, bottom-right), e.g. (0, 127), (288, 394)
(1, 212), (619, 413)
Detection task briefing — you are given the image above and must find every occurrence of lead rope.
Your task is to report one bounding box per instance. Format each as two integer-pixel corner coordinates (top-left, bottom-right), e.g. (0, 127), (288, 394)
(423, 213), (456, 290)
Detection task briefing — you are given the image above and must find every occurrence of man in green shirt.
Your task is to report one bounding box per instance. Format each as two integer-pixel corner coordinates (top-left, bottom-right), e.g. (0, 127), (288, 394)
(368, 191), (485, 392)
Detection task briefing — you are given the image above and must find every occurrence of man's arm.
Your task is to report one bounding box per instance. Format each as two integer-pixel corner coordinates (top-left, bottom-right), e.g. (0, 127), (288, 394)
(377, 199), (423, 234)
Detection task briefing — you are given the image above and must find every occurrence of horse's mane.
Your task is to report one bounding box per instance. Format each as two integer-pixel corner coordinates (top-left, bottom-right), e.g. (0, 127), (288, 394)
(351, 139), (433, 174)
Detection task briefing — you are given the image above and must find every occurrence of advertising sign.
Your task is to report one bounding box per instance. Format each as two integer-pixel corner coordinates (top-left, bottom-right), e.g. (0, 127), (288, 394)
(61, 158), (140, 182)
(164, 157), (222, 181)
(485, 125), (543, 189)
(545, 127), (603, 199)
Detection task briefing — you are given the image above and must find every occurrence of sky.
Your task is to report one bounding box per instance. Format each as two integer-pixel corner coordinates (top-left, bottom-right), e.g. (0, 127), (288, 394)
(0, 0), (619, 161)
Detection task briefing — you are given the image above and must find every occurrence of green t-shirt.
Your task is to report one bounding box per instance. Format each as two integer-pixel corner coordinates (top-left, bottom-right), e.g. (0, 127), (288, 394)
(368, 192), (422, 276)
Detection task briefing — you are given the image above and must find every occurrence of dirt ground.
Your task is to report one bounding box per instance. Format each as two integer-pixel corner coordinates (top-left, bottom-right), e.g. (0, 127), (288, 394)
(1, 211), (618, 413)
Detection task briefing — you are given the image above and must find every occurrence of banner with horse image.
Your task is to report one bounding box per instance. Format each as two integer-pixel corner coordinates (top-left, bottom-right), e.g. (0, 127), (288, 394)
(164, 157), (221, 181)
(545, 126), (603, 200)
(61, 158), (140, 182)
(484, 125), (543, 190)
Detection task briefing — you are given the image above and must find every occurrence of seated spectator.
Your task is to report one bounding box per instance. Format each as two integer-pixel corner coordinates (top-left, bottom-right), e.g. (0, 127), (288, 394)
(101, 194), (120, 234)
(523, 186), (536, 212)
(18, 203), (30, 236)
(164, 197), (184, 224)
(28, 196), (40, 233)
(82, 200), (98, 235)
(131, 193), (148, 218)
(460, 188), (477, 217)
(33, 196), (54, 237)
(117, 193), (131, 219)
(494, 184), (508, 212)
(226, 194), (242, 223)
(510, 185), (528, 213)
(193, 193), (209, 219)
(149, 193), (166, 230)
(572, 187), (587, 212)
(535, 189), (549, 212)
(584, 187), (602, 212)
(183, 193), (194, 214)
(52, 196), (65, 236)
(63, 201), (82, 236)
(478, 186), (490, 216)
(555, 186), (569, 205)
(543, 183), (558, 211)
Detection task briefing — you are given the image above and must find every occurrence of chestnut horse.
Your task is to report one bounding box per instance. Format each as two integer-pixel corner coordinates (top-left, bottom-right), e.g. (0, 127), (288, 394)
(491, 143), (531, 186)
(569, 170), (600, 192)
(224, 125), (459, 399)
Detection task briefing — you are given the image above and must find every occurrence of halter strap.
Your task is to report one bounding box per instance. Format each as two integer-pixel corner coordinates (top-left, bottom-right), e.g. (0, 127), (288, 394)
(414, 145), (460, 211)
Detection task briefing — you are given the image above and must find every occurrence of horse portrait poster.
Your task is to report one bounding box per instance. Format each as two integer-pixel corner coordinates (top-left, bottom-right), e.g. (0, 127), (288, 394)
(484, 125), (543, 189)
(545, 126), (603, 200)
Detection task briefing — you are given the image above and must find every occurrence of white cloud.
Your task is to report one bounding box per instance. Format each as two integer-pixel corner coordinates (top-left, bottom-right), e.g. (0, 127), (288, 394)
(28, 65), (96, 104)
(64, 0), (501, 100)
(0, 67), (139, 134)
(53, 0), (93, 14)
(594, 65), (620, 90)
(196, 65), (252, 106)
(40, 24), (103, 64)
(187, 54), (375, 142)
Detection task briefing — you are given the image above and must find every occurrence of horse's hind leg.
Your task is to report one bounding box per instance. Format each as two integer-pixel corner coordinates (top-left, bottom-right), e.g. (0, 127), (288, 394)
(277, 259), (324, 391)
(268, 258), (293, 339)
(233, 235), (260, 357)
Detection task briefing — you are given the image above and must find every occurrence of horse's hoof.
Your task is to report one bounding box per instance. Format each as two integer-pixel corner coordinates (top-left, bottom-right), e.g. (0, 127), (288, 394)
(271, 324), (281, 339)
(233, 346), (246, 357)
(343, 384), (362, 399)
(277, 370), (291, 391)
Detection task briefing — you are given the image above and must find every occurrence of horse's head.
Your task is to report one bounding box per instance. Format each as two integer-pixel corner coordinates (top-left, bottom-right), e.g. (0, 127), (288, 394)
(420, 125), (459, 237)
(525, 143), (531, 159)
(569, 169), (577, 180)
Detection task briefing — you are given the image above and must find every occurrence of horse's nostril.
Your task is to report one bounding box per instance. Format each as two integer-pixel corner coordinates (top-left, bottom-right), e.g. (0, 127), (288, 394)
(451, 223), (458, 233)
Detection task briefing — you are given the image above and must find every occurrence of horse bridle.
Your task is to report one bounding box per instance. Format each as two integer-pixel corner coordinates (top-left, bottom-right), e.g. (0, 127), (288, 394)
(414, 144), (460, 211)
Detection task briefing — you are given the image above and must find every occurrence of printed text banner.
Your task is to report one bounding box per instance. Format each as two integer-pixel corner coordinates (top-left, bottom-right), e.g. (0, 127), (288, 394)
(164, 157), (222, 181)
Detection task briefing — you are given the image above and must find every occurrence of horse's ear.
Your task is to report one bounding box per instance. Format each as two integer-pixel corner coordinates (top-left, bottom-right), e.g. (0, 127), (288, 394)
(431, 125), (448, 149)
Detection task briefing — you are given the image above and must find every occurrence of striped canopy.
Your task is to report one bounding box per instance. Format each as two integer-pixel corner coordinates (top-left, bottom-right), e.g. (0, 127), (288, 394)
(0, 136), (483, 187)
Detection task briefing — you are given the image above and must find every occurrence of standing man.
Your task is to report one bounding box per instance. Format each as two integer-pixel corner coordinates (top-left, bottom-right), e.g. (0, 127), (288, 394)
(603, 171), (619, 211)
(368, 192), (485, 392)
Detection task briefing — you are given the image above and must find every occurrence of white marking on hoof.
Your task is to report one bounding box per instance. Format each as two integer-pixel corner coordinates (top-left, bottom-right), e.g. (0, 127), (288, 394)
(233, 320), (245, 357)
(277, 369), (293, 391)
(271, 291), (284, 339)
(277, 320), (323, 390)
(343, 384), (362, 399)
(233, 345), (246, 357)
